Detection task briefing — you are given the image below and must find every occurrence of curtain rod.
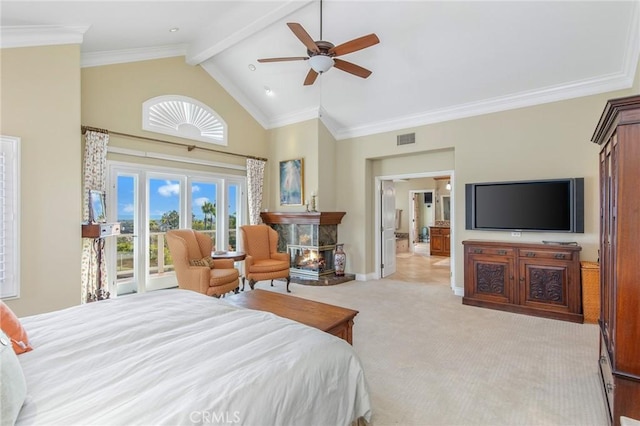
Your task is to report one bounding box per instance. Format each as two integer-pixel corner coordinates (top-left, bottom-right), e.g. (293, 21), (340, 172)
(81, 125), (267, 162)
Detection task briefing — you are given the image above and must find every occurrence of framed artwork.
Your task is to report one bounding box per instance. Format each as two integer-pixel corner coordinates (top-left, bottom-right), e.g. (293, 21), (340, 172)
(89, 189), (107, 223)
(279, 158), (304, 205)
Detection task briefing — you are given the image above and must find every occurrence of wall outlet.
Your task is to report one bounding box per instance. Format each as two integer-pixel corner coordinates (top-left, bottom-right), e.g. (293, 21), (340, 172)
(511, 231), (522, 237)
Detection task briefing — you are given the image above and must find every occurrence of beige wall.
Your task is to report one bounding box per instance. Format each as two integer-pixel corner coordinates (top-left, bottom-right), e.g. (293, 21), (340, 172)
(81, 57), (268, 172)
(335, 84), (637, 288)
(1, 45), (82, 316)
(266, 119), (319, 211)
(318, 120), (337, 211)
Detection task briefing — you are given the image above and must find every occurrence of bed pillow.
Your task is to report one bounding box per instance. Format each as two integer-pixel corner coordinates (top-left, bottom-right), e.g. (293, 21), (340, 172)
(189, 256), (215, 268)
(0, 330), (27, 425)
(0, 301), (33, 354)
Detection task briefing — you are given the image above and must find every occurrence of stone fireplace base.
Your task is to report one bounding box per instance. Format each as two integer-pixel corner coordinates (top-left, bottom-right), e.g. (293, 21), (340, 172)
(275, 273), (356, 286)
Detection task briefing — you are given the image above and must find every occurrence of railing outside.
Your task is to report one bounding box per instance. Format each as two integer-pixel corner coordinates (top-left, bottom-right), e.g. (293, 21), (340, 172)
(116, 229), (237, 283)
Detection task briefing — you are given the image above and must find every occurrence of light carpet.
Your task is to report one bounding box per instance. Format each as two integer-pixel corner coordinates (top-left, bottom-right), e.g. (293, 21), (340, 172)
(255, 278), (607, 426)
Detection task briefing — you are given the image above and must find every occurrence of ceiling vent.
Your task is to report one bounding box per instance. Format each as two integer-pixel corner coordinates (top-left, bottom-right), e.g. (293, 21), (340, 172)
(397, 133), (415, 146)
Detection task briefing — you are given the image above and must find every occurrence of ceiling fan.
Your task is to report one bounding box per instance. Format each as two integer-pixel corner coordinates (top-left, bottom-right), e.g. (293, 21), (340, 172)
(257, 0), (380, 86)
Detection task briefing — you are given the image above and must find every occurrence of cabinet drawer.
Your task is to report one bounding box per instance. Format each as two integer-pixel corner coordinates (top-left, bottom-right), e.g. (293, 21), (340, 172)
(466, 246), (514, 257)
(430, 227), (442, 235)
(599, 334), (614, 418)
(518, 249), (574, 260)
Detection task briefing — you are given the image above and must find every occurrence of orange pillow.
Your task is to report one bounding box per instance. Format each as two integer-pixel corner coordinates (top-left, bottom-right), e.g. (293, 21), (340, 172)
(0, 301), (32, 354)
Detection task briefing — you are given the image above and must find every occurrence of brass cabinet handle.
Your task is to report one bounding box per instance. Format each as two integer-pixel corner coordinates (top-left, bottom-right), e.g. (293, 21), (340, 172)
(526, 252), (536, 257)
(554, 253), (566, 259)
(497, 250), (507, 255)
(473, 248), (483, 254)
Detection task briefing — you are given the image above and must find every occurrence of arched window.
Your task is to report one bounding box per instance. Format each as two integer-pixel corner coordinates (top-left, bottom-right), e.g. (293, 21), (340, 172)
(142, 95), (227, 146)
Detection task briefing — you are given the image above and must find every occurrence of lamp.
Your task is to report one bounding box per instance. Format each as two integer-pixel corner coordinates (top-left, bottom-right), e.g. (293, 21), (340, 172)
(446, 181), (451, 191)
(308, 55), (334, 73)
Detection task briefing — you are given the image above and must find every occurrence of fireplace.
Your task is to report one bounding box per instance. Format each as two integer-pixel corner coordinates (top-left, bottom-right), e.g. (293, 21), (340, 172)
(289, 245), (335, 278)
(260, 212), (346, 281)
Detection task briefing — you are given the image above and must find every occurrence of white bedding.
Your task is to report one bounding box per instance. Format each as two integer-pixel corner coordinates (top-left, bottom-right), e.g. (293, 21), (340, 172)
(16, 289), (371, 425)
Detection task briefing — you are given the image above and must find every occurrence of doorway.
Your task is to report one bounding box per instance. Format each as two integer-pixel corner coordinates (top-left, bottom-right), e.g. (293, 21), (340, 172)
(410, 189), (435, 248)
(375, 171), (455, 290)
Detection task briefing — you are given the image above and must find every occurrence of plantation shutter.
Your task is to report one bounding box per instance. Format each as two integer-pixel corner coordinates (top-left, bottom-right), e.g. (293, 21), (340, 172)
(0, 136), (19, 299)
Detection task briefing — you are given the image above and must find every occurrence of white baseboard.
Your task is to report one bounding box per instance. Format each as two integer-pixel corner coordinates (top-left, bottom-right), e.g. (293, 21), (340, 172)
(452, 285), (464, 297)
(356, 272), (377, 281)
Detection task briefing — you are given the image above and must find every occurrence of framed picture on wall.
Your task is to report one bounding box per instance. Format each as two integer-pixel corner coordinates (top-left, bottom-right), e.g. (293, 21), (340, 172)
(89, 189), (107, 223)
(279, 158), (304, 205)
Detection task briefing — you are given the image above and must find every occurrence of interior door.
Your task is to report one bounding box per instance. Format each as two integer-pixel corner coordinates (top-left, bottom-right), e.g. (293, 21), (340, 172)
(381, 180), (396, 277)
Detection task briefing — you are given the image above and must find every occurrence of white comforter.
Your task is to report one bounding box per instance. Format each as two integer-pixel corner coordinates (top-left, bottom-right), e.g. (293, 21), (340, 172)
(16, 289), (371, 426)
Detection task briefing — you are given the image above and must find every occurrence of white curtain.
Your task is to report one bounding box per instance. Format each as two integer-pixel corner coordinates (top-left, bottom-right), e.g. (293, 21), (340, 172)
(246, 158), (266, 225)
(81, 130), (109, 303)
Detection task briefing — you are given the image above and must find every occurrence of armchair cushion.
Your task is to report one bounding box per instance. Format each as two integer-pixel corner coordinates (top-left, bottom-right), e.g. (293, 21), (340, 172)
(247, 258), (289, 274)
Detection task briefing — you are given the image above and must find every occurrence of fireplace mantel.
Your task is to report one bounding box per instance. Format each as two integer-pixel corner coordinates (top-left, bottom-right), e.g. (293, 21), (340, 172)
(260, 212), (346, 225)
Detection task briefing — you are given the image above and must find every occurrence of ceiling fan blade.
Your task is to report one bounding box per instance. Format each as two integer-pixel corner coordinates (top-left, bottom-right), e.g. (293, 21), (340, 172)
(304, 69), (319, 86)
(257, 57), (309, 63)
(329, 33), (380, 57)
(333, 59), (372, 79)
(287, 23), (319, 54)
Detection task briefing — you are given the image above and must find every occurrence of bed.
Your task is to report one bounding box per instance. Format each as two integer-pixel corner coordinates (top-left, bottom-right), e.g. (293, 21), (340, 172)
(14, 289), (371, 425)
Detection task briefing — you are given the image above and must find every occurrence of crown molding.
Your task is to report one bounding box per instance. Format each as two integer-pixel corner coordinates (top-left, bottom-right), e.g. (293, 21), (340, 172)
(0, 25), (88, 49)
(81, 44), (188, 68)
(334, 68), (637, 141)
(267, 106), (320, 130)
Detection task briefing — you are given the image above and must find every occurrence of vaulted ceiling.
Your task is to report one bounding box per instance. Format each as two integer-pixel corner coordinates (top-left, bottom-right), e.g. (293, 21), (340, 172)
(2, 1), (639, 139)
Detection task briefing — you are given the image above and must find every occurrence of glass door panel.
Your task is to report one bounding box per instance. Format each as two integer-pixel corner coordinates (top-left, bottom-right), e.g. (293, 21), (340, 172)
(191, 181), (217, 250)
(227, 183), (239, 251)
(115, 174), (138, 296)
(147, 177), (181, 290)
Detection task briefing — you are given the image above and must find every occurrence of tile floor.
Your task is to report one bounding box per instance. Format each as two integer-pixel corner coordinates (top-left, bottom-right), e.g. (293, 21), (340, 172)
(390, 243), (451, 285)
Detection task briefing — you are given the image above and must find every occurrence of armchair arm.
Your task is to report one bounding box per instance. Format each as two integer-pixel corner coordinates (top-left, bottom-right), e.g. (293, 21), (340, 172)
(271, 252), (289, 262)
(181, 266), (211, 294)
(244, 255), (255, 271)
(211, 259), (234, 269)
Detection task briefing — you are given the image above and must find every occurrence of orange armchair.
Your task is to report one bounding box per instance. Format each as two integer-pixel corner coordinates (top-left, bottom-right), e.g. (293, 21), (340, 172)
(166, 229), (239, 297)
(240, 225), (291, 293)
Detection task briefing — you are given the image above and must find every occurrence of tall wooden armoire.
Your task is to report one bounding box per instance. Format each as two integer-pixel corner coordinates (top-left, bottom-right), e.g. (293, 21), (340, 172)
(591, 95), (640, 425)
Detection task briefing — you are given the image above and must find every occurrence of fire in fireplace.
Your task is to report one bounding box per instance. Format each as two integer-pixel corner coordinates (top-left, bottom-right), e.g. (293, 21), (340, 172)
(288, 245), (335, 278)
(294, 249), (326, 271)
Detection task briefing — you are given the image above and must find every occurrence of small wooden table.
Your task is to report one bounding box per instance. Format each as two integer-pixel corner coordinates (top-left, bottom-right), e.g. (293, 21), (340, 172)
(224, 289), (358, 344)
(210, 251), (246, 261)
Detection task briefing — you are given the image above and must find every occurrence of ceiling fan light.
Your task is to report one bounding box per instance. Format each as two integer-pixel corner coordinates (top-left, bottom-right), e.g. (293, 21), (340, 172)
(309, 55), (334, 73)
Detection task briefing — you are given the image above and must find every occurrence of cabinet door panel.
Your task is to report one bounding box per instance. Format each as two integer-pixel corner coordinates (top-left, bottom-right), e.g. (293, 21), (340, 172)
(519, 259), (570, 312)
(468, 256), (515, 304)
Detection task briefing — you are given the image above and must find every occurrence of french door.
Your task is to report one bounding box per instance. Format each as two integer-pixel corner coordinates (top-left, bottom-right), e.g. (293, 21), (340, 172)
(107, 163), (245, 296)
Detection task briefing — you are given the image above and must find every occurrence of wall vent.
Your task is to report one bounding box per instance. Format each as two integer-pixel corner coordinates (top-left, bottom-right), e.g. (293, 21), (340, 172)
(397, 133), (415, 146)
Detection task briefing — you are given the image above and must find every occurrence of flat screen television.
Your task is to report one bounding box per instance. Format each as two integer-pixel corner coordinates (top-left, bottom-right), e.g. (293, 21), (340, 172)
(465, 178), (584, 233)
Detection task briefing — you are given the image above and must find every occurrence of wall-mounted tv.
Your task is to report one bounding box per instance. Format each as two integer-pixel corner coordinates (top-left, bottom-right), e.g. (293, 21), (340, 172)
(465, 178), (584, 233)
